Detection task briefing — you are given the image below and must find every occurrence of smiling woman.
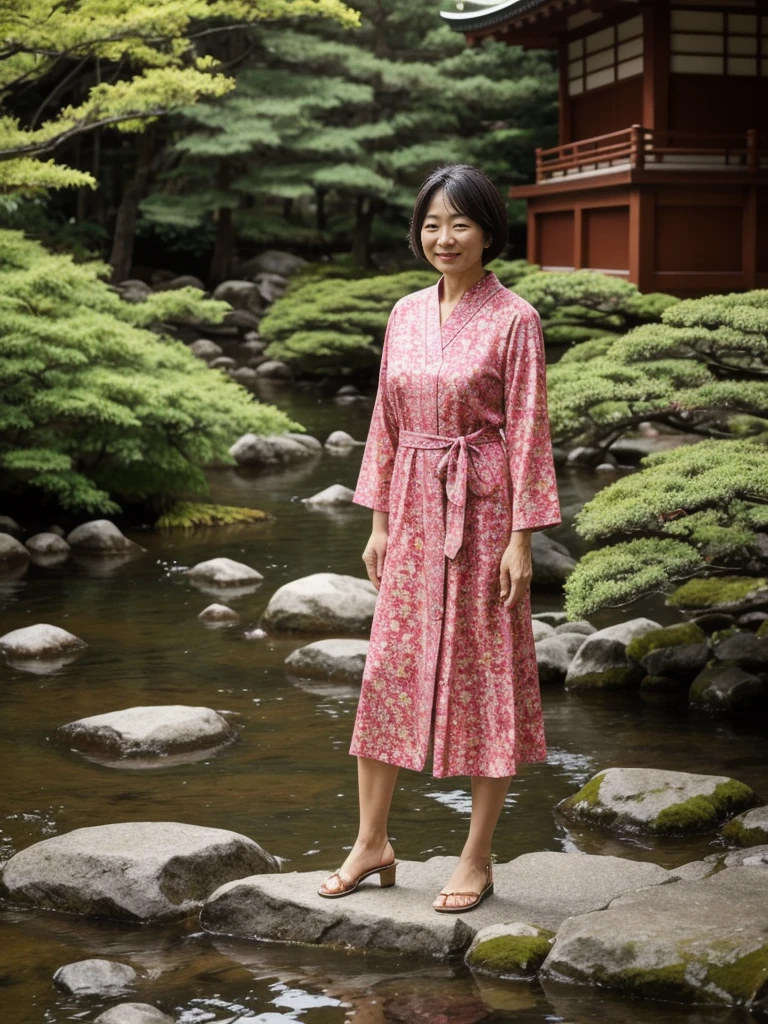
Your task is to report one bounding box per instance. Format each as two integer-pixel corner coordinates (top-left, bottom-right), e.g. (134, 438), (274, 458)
(318, 164), (561, 914)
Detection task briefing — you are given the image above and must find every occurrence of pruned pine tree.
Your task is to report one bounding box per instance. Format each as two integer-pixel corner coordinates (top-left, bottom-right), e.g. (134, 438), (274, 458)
(547, 289), (768, 452)
(563, 439), (768, 618)
(0, 230), (301, 515)
(514, 270), (679, 346)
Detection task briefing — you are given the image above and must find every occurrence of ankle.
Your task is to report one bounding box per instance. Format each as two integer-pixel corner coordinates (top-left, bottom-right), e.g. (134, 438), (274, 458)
(354, 834), (390, 854)
(458, 851), (492, 871)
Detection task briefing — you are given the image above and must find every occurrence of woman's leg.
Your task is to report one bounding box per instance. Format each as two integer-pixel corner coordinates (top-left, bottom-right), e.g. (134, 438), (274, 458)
(320, 756), (400, 893)
(433, 774), (511, 909)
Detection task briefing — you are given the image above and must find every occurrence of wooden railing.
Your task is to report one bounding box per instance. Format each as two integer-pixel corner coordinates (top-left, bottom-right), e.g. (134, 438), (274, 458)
(535, 126), (764, 182)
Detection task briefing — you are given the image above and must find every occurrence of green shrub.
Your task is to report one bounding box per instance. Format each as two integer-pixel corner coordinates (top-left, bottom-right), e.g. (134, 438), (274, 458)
(0, 230), (301, 515)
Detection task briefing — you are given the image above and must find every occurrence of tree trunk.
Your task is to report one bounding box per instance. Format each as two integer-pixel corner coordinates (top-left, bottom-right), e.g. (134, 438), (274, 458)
(351, 195), (374, 269)
(109, 131), (154, 283)
(209, 159), (235, 285)
(316, 188), (327, 232)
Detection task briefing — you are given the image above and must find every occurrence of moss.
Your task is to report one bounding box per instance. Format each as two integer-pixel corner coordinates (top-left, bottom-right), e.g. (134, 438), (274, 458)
(721, 817), (768, 848)
(758, 619), (768, 639)
(652, 779), (758, 835)
(156, 502), (269, 529)
(666, 576), (768, 610)
(565, 666), (644, 691)
(627, 623), (707, 661)
(705, 944), (768, 1002)
(557, 771), (619, 824)
(710, 626), (742, 645)
(562, 771), (607, 809)
(597, 963), (701, 1003)
(468, 933), (554, 977)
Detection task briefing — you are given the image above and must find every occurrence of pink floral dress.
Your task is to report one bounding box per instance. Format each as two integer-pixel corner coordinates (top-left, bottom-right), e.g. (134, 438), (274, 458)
(350, 271), (561, 778)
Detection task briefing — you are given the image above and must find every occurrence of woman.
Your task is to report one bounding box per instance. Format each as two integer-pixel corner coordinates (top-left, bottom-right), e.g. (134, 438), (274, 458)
(319, 164), (561, 912)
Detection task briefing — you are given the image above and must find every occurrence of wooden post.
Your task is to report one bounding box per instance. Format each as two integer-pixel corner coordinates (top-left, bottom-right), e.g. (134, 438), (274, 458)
(630, 125), (645, 170)
(535, 146), (543, 183)
(574, 206), (583, 269)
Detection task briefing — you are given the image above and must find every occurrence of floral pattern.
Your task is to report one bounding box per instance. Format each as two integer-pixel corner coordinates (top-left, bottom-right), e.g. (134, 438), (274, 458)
(350, 271), (562, 778)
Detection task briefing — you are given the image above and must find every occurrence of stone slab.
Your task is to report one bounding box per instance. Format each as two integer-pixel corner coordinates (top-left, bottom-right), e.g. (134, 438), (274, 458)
(200, 852), (674, 959)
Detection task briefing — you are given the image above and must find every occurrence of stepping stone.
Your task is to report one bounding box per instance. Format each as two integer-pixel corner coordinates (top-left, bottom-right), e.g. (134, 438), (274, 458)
(1, 822), (277, 922)
(200, 852), (673, 959)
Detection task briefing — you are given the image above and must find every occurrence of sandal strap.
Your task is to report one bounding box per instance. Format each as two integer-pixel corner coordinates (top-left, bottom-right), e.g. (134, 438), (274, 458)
(321, 869), (352, 892)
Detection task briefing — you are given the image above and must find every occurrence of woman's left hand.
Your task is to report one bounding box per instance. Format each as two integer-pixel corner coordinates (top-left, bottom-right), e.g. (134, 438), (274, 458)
(499, 532), (533, 609)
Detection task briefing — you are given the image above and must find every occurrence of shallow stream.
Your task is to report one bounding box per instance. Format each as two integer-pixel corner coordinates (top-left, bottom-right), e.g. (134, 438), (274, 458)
(2, 384), (767, 1024)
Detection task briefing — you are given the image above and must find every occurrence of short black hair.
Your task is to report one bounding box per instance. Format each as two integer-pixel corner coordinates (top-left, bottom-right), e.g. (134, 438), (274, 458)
(408, 164), (509, 265)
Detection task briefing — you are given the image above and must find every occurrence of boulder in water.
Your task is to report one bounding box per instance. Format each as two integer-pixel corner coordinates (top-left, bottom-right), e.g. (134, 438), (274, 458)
(95, 1005), (175, 1024)
(564, 617), (662, 690)
(556, 767), (759, 835)
(66, 520), (143, 554)
(261, 573), (377, 633)
(302, 485), (355, 505)
(26, 532), (70, 556)
(285, 639), (369, 683)
(186, 558), (263, 588)
(55, 705), (237, 759)
(0, 623), (86, 659)
(0, 533), (29, 563)
(53, 959), (137, 996)
(0, 822), (278, 921)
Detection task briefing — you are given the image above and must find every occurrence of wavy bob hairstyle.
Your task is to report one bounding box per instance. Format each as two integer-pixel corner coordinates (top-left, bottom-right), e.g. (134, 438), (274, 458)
(408, 164), (509, 265)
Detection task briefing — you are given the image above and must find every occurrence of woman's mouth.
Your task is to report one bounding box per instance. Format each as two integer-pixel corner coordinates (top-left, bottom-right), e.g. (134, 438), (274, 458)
(437, 253), (459, 261)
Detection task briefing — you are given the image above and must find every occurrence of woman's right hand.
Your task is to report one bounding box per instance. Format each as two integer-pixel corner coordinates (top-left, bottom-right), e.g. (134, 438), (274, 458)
(362, 516), (389, 591)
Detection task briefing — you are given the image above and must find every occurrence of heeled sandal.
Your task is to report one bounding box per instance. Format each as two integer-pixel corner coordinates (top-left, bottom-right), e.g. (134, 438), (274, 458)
(433, 863), (494, 914)
(317, 859), (398, 899)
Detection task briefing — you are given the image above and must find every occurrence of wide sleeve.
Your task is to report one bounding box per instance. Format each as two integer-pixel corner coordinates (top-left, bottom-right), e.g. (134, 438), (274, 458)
(352, 303), (400, 513)
(503, 306), (562, 532)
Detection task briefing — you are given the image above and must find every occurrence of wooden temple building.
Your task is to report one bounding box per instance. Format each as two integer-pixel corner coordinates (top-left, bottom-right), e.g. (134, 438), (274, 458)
(440, 0), (766, 295)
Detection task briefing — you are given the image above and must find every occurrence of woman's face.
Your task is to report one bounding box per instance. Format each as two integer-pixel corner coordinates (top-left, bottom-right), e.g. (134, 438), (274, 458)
(420, 188), (489, 277)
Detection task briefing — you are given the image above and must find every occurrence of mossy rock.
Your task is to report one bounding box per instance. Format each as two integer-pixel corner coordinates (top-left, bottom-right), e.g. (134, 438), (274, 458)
(465, 922), (555, 979)
(626, 623), (706, 661)
(666, 576), (768, 612)
(556, 768), (759, 835)
(721, 806), (768, 848)
(757, 619), (768, 639)
(689, 665), (767, 713)
(564, 665), (645, 691)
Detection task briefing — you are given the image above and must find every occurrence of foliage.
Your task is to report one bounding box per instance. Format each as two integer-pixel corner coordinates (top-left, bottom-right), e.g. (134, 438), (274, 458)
(0, 230), (301, 514)
(0, 0), (358, 193)
(547, 288), (768, 450)
(563, 439), (768, 618)
(513, 270), (678, 346)
(139, 3), (557, 266)
(258, 258), (539, 374)
(260, 269), (436, 372)
(156, 502), (269, 528)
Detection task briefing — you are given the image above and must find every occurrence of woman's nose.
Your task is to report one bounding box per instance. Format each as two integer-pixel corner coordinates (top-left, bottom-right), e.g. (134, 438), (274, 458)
(438, 227), (454, 246)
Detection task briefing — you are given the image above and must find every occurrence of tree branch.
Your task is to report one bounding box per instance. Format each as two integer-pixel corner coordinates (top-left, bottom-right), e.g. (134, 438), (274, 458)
(0, 107), (168, 162)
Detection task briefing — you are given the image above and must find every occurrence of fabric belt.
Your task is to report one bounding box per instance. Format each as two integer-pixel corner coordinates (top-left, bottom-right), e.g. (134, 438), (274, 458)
(399, 425), (504, 560)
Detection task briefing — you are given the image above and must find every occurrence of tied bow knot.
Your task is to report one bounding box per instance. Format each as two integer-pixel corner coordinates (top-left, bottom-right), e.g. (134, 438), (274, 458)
(399, 426), (503, 560)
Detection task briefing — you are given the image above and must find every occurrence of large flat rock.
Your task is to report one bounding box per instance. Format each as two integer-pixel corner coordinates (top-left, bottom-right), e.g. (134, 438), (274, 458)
(542, 866), (768, 1007)
(200, 852), (674, 958)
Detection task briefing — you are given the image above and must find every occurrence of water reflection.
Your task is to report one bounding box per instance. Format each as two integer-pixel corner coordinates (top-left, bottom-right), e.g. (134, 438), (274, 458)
(2, 392), (767, 1023)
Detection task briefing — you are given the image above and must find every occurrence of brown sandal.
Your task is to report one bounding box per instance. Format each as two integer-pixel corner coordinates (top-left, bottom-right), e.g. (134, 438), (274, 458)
(433, 864), (494, 914)
(317, 859), (398, 899)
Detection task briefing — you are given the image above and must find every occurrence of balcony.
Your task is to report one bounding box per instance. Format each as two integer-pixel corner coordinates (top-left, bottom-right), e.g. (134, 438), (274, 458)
(535, 126), (766, 184)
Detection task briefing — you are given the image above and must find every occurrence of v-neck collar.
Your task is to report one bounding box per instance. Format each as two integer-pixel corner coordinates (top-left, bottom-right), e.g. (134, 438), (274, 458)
(434, 271), (503, 347)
